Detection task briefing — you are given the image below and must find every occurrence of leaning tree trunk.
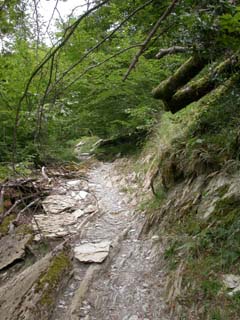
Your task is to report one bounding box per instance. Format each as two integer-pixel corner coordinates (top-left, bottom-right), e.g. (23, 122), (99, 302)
(152, 55), (207, 100)
(163, 57), (237, 113)
(153, 54), (238, 113)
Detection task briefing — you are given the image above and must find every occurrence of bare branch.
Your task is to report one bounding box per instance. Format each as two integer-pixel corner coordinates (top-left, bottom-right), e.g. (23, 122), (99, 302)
(123, 0), (180, 81)
(56, 6), (65, 26)
(35, 55), (55, 141)
(20, 0), (110, 103)
(0, 186), (4, 215)
(44, 0), (60, 35)
(156, 46), (188, 59)
(15, 198), (40, 222)
(3, 194), (40, 218)
(32, 0), (41, 52)
(68, 1), (95, 17)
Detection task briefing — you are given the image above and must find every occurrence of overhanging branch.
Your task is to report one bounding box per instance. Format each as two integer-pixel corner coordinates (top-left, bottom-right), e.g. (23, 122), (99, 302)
(123, 0), (180, 81)
(155, 46), (188, 59)
(49, 0), (155, 92)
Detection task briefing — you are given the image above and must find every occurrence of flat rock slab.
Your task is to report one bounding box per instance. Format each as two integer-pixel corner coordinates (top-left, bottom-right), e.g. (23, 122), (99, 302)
(0, 248), (72, 320)
(42, 195), (75, 214)
(0, 234), (31, 271)
(222, 274), (240, 296)
(32, 211), (81, 239)
(74, 241), (111, 263)
(42, 191), (90, 215)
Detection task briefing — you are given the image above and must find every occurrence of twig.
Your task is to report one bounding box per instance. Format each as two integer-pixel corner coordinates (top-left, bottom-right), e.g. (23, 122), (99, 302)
(15, 198), (40, 222)
(0, 186), (4, 214)
(33, 0), (41, 52)
(44, 0), (60, 35)
(17, 0), (110, 105)
(31, 200), (49, 244)
(1, 178), (37, 188)
(68, 1), (95, 17)
(41, 166), (50, 180)
(3, 193), (40, 218)
(35, 55), (55, 141)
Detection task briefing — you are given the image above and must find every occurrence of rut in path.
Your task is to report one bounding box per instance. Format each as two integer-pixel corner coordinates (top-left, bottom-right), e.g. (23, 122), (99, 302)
(52, 162), (170, 320)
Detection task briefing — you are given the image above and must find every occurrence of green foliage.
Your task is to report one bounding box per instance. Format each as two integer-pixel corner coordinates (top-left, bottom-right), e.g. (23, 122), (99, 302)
(0, 0), (28, 39)
(1, 1), (240, 318)
(220, 6), (240, 33)
(1, 0), (238, 165)
(154, 79), (240, 189)
(161, 192), (240, 318)
(0, 165), (12, 181)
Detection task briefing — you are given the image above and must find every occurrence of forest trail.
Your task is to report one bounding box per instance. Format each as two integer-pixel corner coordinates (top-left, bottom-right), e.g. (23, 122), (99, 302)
(50, 161), (170, 320)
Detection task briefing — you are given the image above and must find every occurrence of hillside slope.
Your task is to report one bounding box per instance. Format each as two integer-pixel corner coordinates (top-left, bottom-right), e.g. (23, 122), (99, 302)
(138, 77), (240, 319)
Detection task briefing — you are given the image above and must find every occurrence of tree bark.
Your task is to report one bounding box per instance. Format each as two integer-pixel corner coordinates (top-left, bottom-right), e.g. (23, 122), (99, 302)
(155, 46), (188, 59)
(152, 55), (207, 100)
(162, 57), (237, 113)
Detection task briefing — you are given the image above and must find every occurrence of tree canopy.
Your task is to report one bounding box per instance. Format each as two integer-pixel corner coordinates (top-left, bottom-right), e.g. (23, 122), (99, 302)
(0, 0), (239, 163)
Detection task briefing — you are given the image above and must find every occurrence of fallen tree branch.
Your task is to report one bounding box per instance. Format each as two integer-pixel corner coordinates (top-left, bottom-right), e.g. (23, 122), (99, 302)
(15, 198), (40, 222)
(3, 193), (41, 218)
(1, 178), (37, 188)
(150, 168), (160, 196)
(0, 187), (4, 215)
(41, 166), (51, 182)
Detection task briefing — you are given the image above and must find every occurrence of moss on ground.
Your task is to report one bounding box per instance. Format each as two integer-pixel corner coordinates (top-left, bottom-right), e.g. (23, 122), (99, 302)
(0, 214), (17, 236)
(36, 251), (72, 307)
(16, 224), (33, 236)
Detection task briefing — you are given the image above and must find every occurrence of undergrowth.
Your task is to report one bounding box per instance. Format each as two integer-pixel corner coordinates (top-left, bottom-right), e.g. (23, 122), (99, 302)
(167, 80), (240, 180)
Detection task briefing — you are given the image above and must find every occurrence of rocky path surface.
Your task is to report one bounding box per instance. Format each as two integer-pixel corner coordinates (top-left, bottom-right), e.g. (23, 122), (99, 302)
(39, 161), (169, 320)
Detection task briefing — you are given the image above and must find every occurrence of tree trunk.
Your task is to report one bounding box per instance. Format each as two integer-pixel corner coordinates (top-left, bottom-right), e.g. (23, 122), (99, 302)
(163, 57), (236, 113)
(152, 55), (207, 100)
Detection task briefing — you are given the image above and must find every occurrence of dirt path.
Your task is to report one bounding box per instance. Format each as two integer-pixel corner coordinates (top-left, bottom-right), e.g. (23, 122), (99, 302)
(50, 162), (170, 320)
